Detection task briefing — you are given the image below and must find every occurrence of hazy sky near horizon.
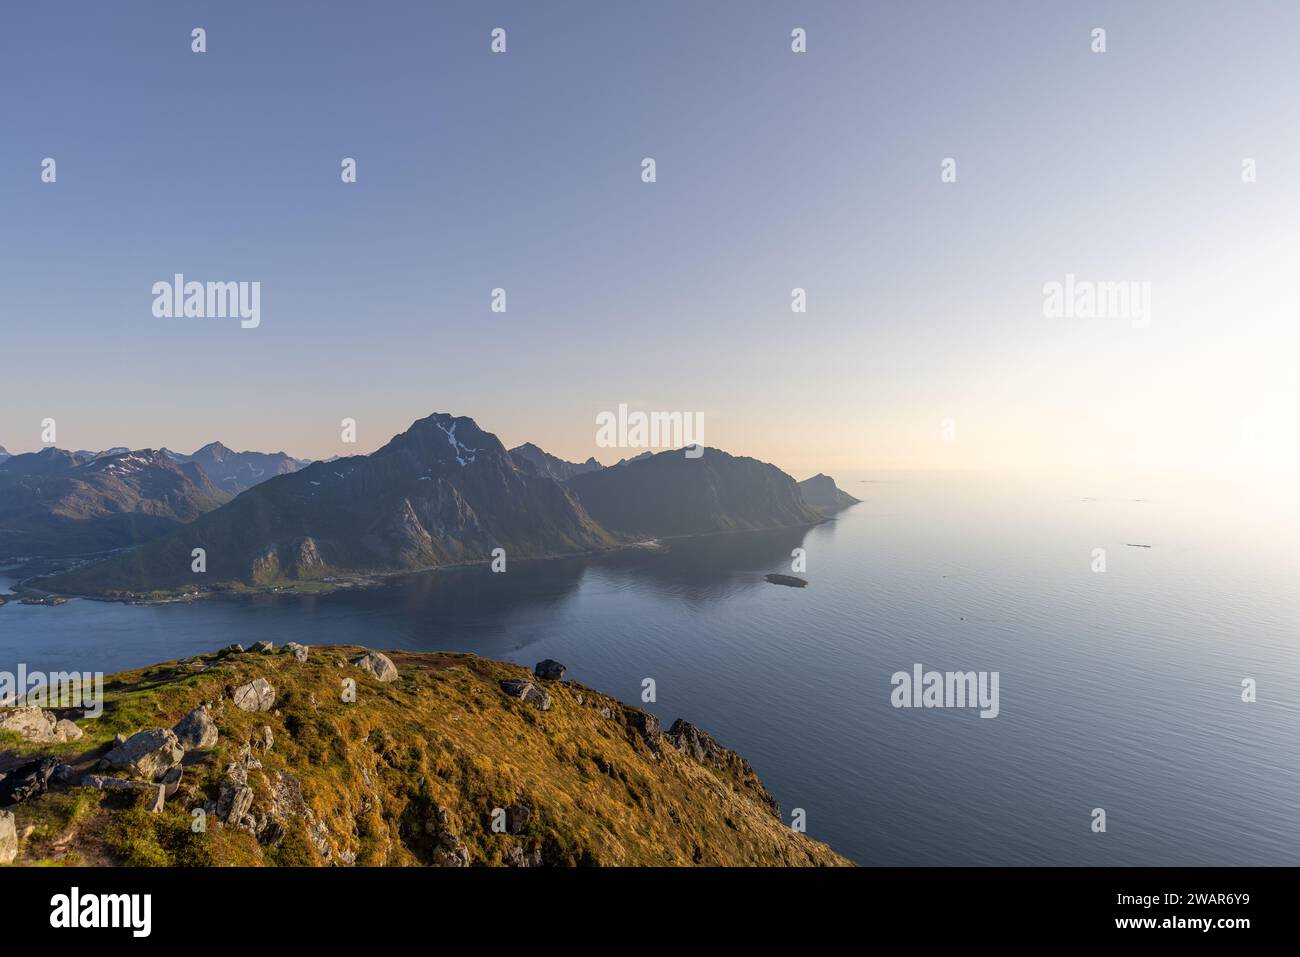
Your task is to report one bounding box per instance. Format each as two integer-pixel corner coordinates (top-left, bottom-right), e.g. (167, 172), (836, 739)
(2, 1), (1297, 477)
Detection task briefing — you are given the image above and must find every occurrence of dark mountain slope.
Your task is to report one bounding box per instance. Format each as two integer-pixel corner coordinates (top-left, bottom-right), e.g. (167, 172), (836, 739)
(0, 450), (231, 558)
(565, 448), (823, 539)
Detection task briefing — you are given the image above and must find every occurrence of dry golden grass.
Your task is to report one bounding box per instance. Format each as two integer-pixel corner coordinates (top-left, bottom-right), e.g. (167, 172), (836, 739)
(3, 645), (850, 867)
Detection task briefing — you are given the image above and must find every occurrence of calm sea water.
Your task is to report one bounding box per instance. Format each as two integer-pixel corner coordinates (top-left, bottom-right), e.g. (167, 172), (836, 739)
(3, 471), (1298, 865)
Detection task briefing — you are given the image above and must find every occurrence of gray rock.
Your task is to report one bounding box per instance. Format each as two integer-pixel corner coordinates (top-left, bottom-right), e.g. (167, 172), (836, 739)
(533, 659), (567, 681)
(255, 725), (274, 751)
(232, 677), (276, 712)
(102, 728), (185, 781)
(54, 718), (83, 741)
(625, 709), (662, 754)
(0, 708), (61, 743)
(285, 642), (309, 663)
(216, 782), (254, 824)
(173, 704), (219, 750)
(251, 640), (274, 653)
(500, 679), (552, 712)
(216, 643), (244, 658)
(0, 810), (16, 864)
(353, 652), (398, 683)
(80, 775), (166, 811)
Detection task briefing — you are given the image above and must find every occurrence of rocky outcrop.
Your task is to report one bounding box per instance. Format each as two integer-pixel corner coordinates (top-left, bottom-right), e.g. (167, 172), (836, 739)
(624, 708), (662, 754)
(353, 652), (398, 683)
(232, 678), (276, 712)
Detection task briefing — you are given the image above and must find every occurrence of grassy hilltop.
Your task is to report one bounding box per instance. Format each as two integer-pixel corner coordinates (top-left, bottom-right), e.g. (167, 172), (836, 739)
(0, 645), (849, 867)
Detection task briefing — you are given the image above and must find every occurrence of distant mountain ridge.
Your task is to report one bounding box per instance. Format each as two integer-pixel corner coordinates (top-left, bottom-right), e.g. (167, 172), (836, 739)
(166, 442), (310, 494)
(508, 442), (603, 481)
(0, 449), (231, 558)
(43, 414), (832, 596)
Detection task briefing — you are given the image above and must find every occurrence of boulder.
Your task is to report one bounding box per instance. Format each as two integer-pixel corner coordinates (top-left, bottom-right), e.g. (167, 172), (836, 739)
(102, 728), (185, 781)
(0, 810), (16, 864)
(255, 725), (274, 751)
(533, 659), (567, 681)
(500, 679), (552, 712)
(0, 757), (60, 806)
(216, 643), (244, 658)
(353, 652), (398, 683)
(0, 707), (62, 743)
(251, 640), (274, 653)
(173, 704), (219, 750)
(54, 718), (83, 741)
(285, 642), (309, 663)
(232, 678), (276, 712)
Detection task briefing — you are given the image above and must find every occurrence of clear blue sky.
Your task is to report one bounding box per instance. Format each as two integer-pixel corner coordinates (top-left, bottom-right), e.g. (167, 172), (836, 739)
(2, 1), (1296, 475)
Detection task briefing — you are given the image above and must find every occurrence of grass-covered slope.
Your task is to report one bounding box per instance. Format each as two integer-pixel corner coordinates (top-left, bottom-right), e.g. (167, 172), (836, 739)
(1, 646), (849, 867)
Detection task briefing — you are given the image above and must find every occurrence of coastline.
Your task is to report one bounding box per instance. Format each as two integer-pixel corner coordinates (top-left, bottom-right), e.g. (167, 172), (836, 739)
(4, 513), (843, 607)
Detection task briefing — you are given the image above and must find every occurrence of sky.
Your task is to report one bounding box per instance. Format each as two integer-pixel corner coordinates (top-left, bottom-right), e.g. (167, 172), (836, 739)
(1, 1), (1297, 477)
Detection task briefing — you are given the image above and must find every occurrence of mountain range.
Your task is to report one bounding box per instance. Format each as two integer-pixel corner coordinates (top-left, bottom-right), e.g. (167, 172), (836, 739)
(165, 442), (310, 494)
(8, 413), (856, 595)
(508, 442), (602, 482)
(0, 449), (231, 558)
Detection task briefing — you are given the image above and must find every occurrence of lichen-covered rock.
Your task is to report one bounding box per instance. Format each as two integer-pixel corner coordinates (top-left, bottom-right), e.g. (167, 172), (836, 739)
(173, 704), (218, 750)
(102, 728), (185, 781)
(217, 781), (255, 824)
(252, 640), (274, 653)
(232, 677), (276, 712)
(285, 642), (309, 663)
(353, 652), (398, 683)
(500, 679), (552, 712)
(0, 707), (80, 744)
